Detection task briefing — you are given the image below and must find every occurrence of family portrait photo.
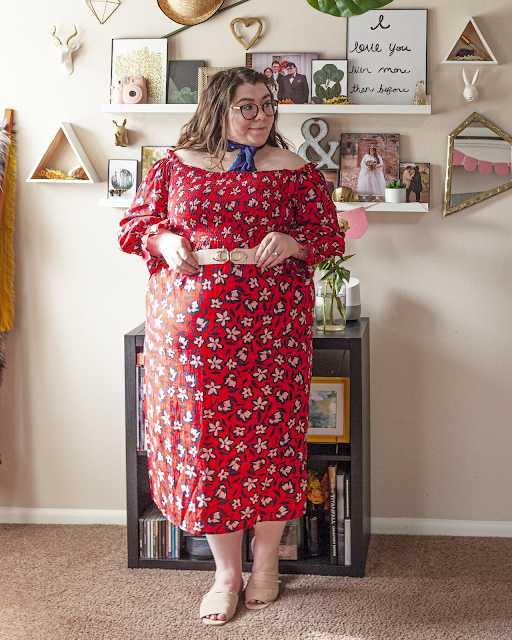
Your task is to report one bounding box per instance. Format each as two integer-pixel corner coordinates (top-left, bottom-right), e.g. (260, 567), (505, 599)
(246, 52), (318, 103)
(340, 133), (400, 201)
(400, 162), (430, 204)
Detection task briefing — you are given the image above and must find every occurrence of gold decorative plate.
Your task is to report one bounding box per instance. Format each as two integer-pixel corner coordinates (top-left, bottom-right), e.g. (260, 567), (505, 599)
(157, 0), (224, 26)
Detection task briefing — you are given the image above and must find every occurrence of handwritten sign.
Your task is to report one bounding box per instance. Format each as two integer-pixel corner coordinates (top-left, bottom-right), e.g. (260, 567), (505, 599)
(347, 10), (427, 105)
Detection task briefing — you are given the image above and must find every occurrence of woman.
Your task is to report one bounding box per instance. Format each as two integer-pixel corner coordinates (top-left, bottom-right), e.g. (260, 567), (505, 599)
(356, 145), (386, 197)
(118, 67), (344, 625)
(410, 165), (423, 202)
(263, 66), (279, 100)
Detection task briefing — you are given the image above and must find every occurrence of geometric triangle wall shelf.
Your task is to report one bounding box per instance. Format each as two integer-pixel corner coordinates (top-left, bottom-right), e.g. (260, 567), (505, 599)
(26, 122), (100, 183)
(86, 0), (121, 25)
(442, 16), (498, 65)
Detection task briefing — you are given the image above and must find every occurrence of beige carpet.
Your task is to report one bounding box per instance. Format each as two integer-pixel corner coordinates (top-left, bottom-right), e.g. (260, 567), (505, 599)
(1, 524), (512, 640)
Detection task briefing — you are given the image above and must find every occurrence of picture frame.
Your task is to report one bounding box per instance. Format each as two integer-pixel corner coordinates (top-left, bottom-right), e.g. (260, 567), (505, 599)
(311, 60), (348, 104)
(197, 67), (231, 100)
(319, 169), (340, 195)
(340, 133), (400, 202)
(346, 9), (428, 105)
(308, 377), (350, 442)
(140, 146), (170, 183)
(107, 159), (138, 200)
(167, 60), (205, 104)
(111, 38), (169, 104)
(246, 53), (319, 104)
(400, 162), (430, 206)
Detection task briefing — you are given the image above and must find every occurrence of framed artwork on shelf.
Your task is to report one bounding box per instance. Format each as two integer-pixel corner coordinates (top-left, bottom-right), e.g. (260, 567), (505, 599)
(347, 9), (427, 105)
(319, 169), (340, 195)
(167, 60), (205, 104)
(311, 60), (348, 104)
(197, 67), (231, 100)
(141, 146), (169, 183)
(307, 377), (350, 442)
(340, 133), (399, 202)
(111, 38), (169, 104)
(108, 159), (137, 200)
(400, 162), (430, 205)
(246, 53), (318, 104)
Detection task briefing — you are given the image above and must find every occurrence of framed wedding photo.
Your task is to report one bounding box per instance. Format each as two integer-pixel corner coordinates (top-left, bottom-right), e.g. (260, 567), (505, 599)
(400, 162), (430, 206)
(140, 146), (169, 183)
(107, 159), (137, 200)
(307, 377), (350, 442)
(246, 53), (318, 104)
(340, 133), (400, 202)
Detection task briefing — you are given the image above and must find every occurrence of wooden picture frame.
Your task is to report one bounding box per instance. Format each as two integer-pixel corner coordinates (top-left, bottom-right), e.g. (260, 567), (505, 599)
(308, 377), (350, 443)
(197, 67), (231, 100)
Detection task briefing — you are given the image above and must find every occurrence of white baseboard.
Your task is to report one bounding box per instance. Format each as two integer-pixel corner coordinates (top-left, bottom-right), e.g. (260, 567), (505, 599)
(371, 517), (512, 537)
(0, 507), (127, 525)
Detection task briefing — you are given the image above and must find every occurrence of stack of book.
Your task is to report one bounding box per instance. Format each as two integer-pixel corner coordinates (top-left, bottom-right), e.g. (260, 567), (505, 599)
(138, 504), (181, 559)
(136, 352), (147, 451)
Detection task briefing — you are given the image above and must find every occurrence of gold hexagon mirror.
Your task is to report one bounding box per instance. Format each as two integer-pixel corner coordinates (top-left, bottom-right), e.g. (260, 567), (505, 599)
(444, 112), (512, 216)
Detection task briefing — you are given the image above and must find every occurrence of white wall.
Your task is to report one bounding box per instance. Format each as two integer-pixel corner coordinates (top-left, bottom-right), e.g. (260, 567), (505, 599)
(1, 0), (512, 529)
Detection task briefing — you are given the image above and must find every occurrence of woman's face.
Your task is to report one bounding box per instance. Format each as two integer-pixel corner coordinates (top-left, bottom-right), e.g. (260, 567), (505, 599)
(369, 148), (377, 157)
(264, 68), (272, 78)
(227, 82), (274, 147)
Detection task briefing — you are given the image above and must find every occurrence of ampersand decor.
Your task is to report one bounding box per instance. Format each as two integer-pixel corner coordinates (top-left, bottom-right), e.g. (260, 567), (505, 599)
(298, 118), (340, 169)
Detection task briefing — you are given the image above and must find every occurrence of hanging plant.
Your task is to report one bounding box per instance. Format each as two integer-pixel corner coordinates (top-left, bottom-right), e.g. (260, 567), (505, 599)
(307, 0), (393, 18)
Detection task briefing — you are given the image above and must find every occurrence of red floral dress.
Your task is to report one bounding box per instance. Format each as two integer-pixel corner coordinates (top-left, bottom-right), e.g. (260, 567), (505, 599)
(118, 150), (344, 534)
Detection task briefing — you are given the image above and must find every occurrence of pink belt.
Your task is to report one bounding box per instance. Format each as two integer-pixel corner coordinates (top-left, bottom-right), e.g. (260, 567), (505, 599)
(191, 247), (258, 265)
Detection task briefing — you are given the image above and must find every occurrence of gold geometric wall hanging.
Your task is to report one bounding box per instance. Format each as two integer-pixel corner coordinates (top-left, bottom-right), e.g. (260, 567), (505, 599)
(86, 0), (121, 25)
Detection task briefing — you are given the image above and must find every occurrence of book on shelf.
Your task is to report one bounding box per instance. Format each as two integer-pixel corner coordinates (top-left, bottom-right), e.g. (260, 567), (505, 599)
(336, 467), (346, 563)
(328, 462), (338, 564)
(138, 504), (181, 559)
(344, 473), (351, 566)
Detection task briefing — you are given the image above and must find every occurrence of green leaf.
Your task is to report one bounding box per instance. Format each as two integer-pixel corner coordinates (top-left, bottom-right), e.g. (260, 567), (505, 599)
(331, 81), (342, 97)
(322, 64), (339, 79)
(313, 69), (329, 86)
(331, 68), (344, 83)
(307, 0), (394, 18)
(316, 84), (327, 99)
(312, 96), (323, 104)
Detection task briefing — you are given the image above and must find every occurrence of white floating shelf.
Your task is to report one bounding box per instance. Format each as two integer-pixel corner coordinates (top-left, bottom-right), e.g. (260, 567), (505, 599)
(101, 100), (431, 116)
(99, 199), (130, 208)
(336, 202), (429, 212)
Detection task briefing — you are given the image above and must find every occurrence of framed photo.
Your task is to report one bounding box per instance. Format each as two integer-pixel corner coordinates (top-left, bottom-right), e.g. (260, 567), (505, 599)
(308, 377), (350, 442)
(141, 146), (169, 183)
(198, 67), (231, 100)
(107, 159), (137, 200)
(111, 38), (169, 104)
(311, 60), (348, 104)
(340, 133), (400, 202)
(400, 162), (430, 205)
(167, 60), (205, 104)
(347, 9), (427, 105)
(246, 53), (318, 104)
(319, 169), (340, 195)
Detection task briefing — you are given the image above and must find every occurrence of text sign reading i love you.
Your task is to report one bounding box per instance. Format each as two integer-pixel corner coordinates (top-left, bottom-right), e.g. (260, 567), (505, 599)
(347, 9), (427, 105)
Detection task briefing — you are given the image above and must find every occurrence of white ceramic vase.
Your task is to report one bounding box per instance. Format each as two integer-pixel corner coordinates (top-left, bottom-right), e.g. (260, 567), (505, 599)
(385, 188), (407, 203)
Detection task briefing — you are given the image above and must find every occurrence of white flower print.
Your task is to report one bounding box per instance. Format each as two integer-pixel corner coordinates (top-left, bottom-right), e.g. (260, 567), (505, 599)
(219, 436), (234, 451)
(206, 355), (223, 370)
(215, 310), (230, 326)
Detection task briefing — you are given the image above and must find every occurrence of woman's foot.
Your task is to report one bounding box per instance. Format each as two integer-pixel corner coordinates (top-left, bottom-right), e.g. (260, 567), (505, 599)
(201, 572), (244, 623)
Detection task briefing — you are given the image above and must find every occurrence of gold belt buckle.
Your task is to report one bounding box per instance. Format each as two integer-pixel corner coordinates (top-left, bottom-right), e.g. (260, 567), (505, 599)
(212, 248), (247, 264)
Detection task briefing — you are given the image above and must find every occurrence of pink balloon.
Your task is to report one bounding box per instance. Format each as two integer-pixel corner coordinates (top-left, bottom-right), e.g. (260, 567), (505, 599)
(478, 161), (492, 175)
(463, 155), (478, 172)
(339, 206), (368, 239)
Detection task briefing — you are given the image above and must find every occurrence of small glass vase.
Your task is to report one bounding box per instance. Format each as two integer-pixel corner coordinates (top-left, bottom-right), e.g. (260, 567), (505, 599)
(315, 280), (346, 331)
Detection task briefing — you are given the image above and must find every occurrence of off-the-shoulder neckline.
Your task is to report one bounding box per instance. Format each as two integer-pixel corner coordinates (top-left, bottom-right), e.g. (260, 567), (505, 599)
(165, 148), (316, 175)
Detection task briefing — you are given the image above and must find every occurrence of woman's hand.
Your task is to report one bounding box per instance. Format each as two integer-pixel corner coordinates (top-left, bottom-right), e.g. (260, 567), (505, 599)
(254, 232), (308, 269)
(155, 231), (199, 275)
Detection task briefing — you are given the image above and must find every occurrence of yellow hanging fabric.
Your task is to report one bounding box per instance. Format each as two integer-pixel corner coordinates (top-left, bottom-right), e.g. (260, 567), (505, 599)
(0, 134), (16, 332)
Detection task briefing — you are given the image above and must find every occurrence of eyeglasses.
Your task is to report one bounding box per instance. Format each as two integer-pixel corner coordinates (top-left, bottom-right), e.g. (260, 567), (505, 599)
(230, 100), (278, 120)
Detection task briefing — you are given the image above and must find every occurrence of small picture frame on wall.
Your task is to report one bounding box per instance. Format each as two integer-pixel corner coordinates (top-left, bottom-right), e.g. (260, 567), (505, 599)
(197, 67), (232, 101)
(111, 38), (169, 104)
(140, 146), (169, 183)
(108, 159), (138, 200)
(400, 162), (430, 205)
(308, 377), (350, 442)
(311, 60), (348, 104)
(340, 133), (400, 202)
(167, 60), (205, 104)
(246, 53), (319, 104)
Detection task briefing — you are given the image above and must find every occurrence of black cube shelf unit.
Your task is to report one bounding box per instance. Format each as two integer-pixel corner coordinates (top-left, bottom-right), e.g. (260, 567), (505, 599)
(125, 318), (370, 577)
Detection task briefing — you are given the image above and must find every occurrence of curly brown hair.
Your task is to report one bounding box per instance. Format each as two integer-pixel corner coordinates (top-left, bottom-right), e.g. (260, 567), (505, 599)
(174, 67), (288, 163)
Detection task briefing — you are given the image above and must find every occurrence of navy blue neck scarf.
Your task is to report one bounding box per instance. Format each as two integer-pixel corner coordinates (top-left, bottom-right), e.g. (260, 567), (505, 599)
(227, 140), (265, 172)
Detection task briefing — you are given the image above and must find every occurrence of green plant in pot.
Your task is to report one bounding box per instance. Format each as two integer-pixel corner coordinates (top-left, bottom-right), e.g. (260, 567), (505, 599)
(312, 64), (345, 104)
(385, 179), (407, 204)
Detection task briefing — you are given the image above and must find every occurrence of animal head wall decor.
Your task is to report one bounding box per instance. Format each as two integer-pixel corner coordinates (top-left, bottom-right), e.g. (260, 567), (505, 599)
(113, 119), (129, 147)
(52, 26), (80, 76)
(463, 68), (479, 103)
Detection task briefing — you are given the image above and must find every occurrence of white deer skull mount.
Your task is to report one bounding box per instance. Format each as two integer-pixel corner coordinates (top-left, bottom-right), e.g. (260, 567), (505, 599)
(52, 26), (80, 76)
